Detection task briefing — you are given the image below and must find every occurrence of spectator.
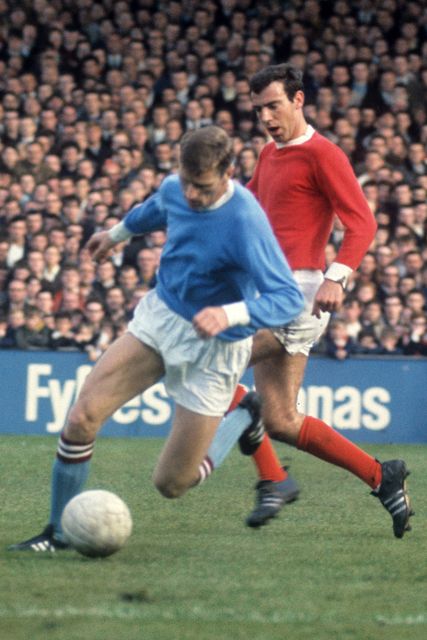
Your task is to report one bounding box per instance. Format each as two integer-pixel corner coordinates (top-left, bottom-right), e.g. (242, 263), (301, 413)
(402, 250), (424, 284)
(377, 264), (401, 300)
(26, 249), (45, 281)
(43, 245), (62, 290)
(60, 142), (82, 179)
(339, 297), (363, 340)
(405, 143), (426, 183)
(50, 310), (78, 350)
(153, 142), (175, 173)
(375, 245), (394, 271)
(400, 312), (427, 356)
(73, 320), (97, 353)
(104, 286), (128, 324)
(356, 327), (379, 353)
(14, 305), (51, 350)
(403, 288), (426, 324)
(146, 105), (169, 145)
(383, 293), (406, 335)
(52, 264), (81, 311)
(2, 278), (29, 315)
(323, 319), (358, 360)
(16, 142), (56, 183)
(83, 298), (106, 334)
(92, 260), (117, 300)
(0, 308), (24, 348)
(235, 146), (258, 185)
(356, 252), (378, 287)
(25, 211), (45, 241)
(25, 275), (42, 304)
(6, 216), (27, 268)
(136, 248), (157, 288)
(421, 264), (427, 302)
(85, 121), (111, 168)
(376, 327), (403, 355)
(215, 110), (235, 136)
(35, 288), (55, 319)
(355, 281), (378, 306)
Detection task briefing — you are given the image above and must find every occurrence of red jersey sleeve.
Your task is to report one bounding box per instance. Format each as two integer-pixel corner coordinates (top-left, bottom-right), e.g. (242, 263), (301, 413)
(311, 139), (377, 270)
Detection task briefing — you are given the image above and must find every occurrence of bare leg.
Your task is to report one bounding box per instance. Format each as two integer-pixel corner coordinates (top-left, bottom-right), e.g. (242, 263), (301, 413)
(153, 404), (221, 498)
(254, 346), (382, 488)
(254, 349), (307, 443)
(248, 329), (284, 366)
(64, 332), (165, 442)
(13, 333), (166, 543)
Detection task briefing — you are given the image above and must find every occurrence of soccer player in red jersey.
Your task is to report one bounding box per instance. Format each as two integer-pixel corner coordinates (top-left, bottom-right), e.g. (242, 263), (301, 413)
(238, 64), (413, 538)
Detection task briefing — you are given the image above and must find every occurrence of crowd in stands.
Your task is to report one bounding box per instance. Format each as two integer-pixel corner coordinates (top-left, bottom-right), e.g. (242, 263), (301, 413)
(0, 0), (426, 359)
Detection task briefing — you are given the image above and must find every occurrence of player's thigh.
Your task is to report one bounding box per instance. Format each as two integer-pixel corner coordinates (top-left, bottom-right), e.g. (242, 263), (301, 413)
(249, 329), (284, 365)
(153, 404), (220, 497)
(68, 332), (164, 429)
(254, 351), (307, 440)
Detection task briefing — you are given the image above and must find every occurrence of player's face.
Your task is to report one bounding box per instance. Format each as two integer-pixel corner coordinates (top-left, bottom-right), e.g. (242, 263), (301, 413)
(180, 167), (231, 211)
(251, 81), (305, 144)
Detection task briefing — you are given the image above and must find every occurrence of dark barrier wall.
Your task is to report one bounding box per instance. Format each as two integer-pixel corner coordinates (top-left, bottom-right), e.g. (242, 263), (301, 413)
(1, 351), (426, 443)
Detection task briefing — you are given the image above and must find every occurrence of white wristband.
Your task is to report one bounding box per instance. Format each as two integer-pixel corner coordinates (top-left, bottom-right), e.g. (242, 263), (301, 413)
(324, 262), (352, 288)
(222, 301), (250, 327)
(107, 221), (133, 243)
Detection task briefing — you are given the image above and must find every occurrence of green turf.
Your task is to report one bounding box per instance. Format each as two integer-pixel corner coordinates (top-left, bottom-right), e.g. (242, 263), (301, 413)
(0, 436), (426, 640)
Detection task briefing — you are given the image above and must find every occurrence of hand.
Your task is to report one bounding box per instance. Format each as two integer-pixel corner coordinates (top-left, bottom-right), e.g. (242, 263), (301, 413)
(192, 307), (229, 339)
(335, 347), (348, 360)
(84, 231), (116, 262)
(312, 279), (345, 318)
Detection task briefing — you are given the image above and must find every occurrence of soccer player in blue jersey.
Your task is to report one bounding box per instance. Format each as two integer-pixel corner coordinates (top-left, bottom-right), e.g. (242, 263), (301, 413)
(10, 126), (304, 552)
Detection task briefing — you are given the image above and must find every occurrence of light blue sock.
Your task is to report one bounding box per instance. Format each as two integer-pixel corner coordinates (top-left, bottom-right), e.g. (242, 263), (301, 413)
(206, 406), (252, 469)
(49, 435), (94, 538)
(50, 458), (91, 536)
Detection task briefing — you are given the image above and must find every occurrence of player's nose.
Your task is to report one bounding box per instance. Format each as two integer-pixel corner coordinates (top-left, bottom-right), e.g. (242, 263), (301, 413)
(184, 184), (201, 200)
(258, 106), (272, 124)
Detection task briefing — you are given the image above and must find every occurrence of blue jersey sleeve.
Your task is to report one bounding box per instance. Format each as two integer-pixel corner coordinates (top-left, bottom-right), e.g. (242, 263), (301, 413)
(123, 191), (167, 235)
(233, 200), (304, 328)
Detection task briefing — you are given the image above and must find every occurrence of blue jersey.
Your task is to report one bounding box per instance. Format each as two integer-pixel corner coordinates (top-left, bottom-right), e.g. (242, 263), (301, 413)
(124, 175), (304, 341)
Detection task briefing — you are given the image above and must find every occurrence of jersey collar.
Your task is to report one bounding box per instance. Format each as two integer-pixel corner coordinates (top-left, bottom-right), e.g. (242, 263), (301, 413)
(206, 179), (235, 210)
(275, 124), (315, 149)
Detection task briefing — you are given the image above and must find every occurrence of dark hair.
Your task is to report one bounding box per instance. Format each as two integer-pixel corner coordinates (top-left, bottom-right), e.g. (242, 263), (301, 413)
(180, 126), (234, 176)
(55, 310), (73, 321)
(249, 64), (304, 100)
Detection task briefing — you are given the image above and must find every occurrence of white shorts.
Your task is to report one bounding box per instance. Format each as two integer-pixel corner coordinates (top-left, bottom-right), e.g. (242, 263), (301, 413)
(272, 270), (330, 356)
(128, 290), (252, 416)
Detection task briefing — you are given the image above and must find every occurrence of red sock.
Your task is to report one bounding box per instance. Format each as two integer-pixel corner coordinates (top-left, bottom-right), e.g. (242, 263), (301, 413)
(252, 436), (287, 482)
(226, 383), (249, 413)
(297, 416), (382, 489)
(227, 384), (286, 483)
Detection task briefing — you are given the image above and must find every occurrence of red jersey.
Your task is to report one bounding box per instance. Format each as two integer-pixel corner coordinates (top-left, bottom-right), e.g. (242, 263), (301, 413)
(247, 129), (377, 271)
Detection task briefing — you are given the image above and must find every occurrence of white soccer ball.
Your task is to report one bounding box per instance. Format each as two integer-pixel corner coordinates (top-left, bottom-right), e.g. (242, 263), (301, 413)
(61, 490), (133, 558)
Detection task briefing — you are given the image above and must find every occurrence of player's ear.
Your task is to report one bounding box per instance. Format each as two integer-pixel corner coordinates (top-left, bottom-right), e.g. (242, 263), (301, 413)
(294, 90), (305, 110)
(225, 165), (235, 179)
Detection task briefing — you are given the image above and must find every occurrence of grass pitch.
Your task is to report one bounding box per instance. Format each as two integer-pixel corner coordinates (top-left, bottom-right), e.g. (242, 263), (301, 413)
(1, 436), (426, 640)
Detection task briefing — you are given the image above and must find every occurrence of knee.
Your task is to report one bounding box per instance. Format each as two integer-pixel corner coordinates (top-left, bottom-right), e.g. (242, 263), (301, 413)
(152, 472), (188, 499)
(264, 412), (303, 446)
(65, 401), (101, 442)
(267, 424), (295, 444)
